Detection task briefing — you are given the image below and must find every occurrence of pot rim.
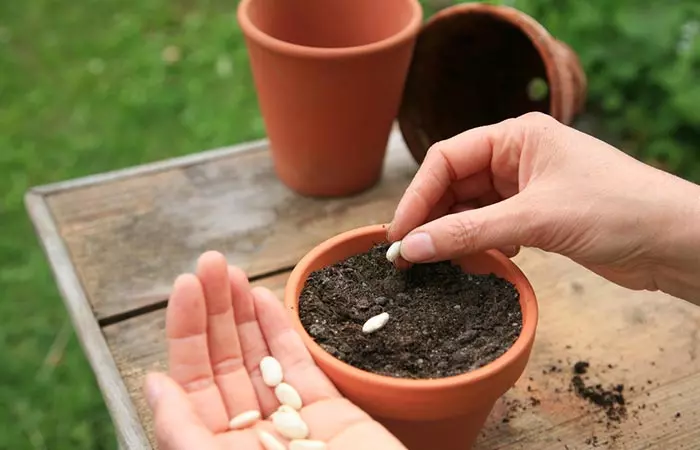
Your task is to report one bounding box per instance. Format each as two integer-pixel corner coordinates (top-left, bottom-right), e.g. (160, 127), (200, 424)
(284, 223), (538, 391)
(237, 0), (424, 59)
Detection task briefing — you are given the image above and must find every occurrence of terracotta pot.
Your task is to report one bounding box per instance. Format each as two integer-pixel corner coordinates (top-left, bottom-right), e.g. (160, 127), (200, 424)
(284, 224), (539, 450)
(237, 0), (423, 197)
(397, 3), (587, 164)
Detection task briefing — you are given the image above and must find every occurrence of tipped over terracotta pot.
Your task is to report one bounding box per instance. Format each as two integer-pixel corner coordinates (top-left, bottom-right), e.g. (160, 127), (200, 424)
(238, 0), (423, 197)
(284, 224), (539, 450)
(398, 3), (587, 164)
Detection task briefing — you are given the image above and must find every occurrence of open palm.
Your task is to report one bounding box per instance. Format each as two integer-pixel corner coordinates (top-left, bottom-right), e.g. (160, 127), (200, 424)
(145, 251), (406, 450)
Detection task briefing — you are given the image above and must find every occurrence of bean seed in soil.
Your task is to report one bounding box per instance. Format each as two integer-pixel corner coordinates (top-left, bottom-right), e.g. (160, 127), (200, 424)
(299, 243), (522, 379)
(362, 312), (390, 334)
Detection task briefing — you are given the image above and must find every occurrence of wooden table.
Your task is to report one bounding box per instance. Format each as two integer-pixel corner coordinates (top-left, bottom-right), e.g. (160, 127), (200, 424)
(25, 128), (700, 449)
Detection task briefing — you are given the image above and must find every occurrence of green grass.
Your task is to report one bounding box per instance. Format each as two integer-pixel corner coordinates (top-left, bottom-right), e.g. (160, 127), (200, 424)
(0, 0), (263, 447)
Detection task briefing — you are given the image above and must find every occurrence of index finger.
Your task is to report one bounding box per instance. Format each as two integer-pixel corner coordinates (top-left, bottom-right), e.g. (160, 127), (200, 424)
(388, 123), (500, 241)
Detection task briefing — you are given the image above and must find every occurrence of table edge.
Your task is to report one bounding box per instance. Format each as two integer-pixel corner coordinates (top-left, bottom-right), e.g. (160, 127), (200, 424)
(29, 137), (270, 197)
(24, 192), (152, 450)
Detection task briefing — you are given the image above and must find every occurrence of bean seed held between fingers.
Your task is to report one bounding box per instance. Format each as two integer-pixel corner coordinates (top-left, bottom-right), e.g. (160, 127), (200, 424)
(386, 241), (402, 263)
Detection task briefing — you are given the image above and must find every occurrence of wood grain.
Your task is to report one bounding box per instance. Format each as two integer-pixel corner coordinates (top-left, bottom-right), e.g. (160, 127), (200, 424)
(104, 248), (700, 449)
(45, 130), (416, 319)
(24, 192), (150, 450)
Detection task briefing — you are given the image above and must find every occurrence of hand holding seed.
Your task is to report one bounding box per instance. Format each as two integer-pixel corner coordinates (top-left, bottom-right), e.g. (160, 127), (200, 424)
(386, 240), (412, 270)
(144, 251), (409, 450)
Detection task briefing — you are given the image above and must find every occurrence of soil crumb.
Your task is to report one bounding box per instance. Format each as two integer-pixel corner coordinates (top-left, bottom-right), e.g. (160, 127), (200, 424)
(298, 243), (522, 379)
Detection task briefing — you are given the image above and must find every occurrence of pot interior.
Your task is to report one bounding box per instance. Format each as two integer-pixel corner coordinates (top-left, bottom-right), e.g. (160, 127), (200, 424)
(246, 0), (417, 48)
(400, 9), (551, 160)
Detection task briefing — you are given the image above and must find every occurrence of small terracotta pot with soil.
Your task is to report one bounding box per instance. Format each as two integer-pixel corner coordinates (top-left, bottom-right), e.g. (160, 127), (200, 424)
(284, 224), (538, 450)
(398, 3), (587, 163)
(238, 0), (423, 197)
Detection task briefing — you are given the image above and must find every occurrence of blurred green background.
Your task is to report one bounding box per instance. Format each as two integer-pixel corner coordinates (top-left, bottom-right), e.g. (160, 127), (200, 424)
(0, 0), (698, 448)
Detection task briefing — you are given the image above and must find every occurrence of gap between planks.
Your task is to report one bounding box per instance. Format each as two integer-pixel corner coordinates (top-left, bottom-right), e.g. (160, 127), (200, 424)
(97, 265), (295, 327)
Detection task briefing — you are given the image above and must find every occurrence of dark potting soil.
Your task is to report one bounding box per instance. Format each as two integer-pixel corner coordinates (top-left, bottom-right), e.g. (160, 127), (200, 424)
(298, 243), (522, 379)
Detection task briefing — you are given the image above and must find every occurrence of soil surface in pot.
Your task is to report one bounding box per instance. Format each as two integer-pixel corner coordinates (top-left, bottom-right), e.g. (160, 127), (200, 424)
(298, 244), (522, 379)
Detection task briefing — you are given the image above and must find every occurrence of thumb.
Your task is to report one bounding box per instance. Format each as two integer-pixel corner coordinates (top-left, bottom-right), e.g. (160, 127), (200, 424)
(144, 372), (217, 450)
(399, 195), (539, 263)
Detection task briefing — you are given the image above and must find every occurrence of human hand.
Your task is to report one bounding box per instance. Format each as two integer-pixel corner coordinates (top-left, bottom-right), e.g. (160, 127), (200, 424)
(143, 251), (407, 450)
(388, 112), (700, 303)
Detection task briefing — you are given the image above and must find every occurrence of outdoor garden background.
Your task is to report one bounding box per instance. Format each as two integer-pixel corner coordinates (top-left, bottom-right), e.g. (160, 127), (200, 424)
(1, 0), (698, 448)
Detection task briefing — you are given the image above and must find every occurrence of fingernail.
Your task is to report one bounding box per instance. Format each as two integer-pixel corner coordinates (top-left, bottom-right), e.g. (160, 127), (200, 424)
(401, 232), (436, 262)
(145, 373), (163, 409)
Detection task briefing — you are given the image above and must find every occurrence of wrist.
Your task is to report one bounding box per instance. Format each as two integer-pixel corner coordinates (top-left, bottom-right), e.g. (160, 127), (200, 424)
(651, 176), (700, 303)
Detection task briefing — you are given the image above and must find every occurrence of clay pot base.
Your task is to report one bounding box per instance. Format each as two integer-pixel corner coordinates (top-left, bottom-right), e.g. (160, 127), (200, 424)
(298, 243), (522, 380)
(399, 8), (551, 162)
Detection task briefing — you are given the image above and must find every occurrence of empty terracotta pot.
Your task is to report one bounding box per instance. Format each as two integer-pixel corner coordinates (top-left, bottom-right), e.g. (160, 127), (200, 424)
(238, 0), (423, 197)
(398, 3), (587, 163)
(285, 224), (539, 450)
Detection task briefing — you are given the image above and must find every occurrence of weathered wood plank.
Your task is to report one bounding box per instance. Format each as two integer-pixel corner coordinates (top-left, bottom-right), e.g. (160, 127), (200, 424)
(24, 192), (150, 450)
(103, 248), (700, 449)
(104, 271), (289, 448)
(44, 130), (416, 320)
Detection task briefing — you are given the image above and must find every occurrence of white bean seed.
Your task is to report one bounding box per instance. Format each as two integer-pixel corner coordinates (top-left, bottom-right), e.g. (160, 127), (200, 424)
(277, 405), (297, 414)
(260, 356), (284, 387)
(268, 404), (300, 421)
(362, 312), (390, 334)
(257, 430), (287, 450)
(228, 410), (261, 430)
(290, 439), (328, 450)
(386, 241), (402, 263)
(275, 382), (303, 410)
(272, 410), (309, 440)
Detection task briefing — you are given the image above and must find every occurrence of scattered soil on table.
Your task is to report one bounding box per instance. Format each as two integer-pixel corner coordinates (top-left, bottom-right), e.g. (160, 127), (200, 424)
(298, 243), (522, 379)
(570, 360), (628, 422)
(493, 350), (667, 447)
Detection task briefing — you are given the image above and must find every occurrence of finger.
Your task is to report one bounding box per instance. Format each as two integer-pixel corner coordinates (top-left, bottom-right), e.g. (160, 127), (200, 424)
(389, 118), (527, 242)
(146, 372), (220, 450)
(400, 195), (538, 263)
(252, 286), (340, 406)
(228, 266), (279, 415)
(499, 245), (521, 258)
(196, 252), (260, 417)
(449, 201), (479, 215)
(476, 190), (503, 207)
(166, 274), (229, 431)
(298, 397), (406, 449)
(451, 169), (493, 201)
(392, 255), (413, 271)
(424, 189), (456, 224)
(389, 125), (501, 241)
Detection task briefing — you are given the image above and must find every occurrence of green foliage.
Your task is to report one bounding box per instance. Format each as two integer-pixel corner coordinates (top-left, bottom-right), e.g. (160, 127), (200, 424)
(0, 0), (261, 448)
(421, 0), (700, 180)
